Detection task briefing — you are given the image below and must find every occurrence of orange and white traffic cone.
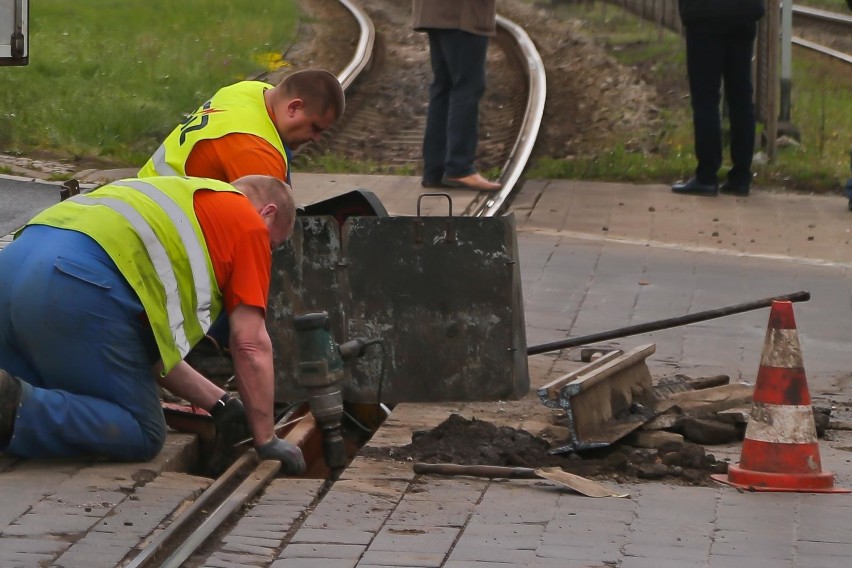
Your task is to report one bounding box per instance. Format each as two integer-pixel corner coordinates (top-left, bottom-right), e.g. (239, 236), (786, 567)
(712, 300), (849, 493)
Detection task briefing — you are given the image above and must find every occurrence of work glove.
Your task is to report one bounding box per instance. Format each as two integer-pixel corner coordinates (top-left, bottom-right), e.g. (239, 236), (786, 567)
(256, 437), (307, 475)
(205, 395), (251, 476)
(211, 396), (251, 445)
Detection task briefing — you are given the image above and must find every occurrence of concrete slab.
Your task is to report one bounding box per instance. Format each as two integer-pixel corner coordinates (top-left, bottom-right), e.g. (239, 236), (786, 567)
(3, 173), (852, 567)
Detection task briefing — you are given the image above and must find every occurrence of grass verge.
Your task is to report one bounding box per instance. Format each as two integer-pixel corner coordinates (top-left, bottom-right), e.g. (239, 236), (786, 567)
(529, 1), (852, 194)
(1, 0), (298, 166)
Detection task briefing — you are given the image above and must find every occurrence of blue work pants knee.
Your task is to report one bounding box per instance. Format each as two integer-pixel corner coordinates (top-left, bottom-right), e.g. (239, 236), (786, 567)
(0, 226), (165, 461)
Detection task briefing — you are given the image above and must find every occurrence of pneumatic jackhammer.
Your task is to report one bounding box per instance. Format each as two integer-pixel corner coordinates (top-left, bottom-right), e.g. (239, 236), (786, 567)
(293, 312), (381, 477)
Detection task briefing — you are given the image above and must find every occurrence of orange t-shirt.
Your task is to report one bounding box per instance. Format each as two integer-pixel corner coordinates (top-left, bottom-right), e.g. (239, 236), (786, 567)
(184, 133), (287, 183)
(193, 190), (271, 315)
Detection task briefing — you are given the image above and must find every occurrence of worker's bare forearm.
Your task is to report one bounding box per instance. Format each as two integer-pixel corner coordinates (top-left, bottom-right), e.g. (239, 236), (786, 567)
(228, 304), (277, 446)
(155, 361), (223, 409)
(231, 341), (276, 445)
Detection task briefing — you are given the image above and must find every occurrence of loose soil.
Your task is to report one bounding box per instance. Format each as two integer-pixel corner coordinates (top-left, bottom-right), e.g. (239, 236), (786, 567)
(361, 413), (728, 487)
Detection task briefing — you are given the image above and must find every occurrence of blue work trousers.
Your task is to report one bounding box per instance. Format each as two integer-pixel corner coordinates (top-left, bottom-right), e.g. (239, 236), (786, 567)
(422, 29), (489, 183)
(685, 18), (758, 187)
(0, 226), (165, 461)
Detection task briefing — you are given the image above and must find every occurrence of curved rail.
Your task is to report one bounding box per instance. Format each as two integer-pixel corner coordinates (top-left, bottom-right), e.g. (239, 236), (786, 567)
(128, 4), (546, 566)
(474, 14), (547, 218)
(335, 0), (376, 90)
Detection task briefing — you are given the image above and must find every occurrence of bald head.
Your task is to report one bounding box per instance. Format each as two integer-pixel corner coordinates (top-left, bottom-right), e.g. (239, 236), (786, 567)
(231, 175), (296, 249)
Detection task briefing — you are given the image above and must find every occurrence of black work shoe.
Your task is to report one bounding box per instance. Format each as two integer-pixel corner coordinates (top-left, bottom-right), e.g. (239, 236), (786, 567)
(720, 182), (750, 196)
(848, 199), (852, 212)
(671, 177), (719, 196)
(0, 369), (23, 445)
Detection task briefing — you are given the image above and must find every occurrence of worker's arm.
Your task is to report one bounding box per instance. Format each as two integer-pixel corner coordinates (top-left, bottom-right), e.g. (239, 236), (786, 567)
(155, 360), (224, 410)
(227, 303), (276, 445)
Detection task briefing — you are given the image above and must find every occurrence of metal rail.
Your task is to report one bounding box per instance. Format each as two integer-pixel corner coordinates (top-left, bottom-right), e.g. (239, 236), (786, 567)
(793, 35), (852, 65)
(335, 0), (376, 90)
(474, 14), (547, 218)
(792, 5), (852, 26)
(792, 4), (852, 65)
(125, 2), (546, 565)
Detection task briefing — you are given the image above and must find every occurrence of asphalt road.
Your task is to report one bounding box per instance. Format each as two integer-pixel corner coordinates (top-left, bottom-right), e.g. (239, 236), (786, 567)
(0, 176), (61, 235)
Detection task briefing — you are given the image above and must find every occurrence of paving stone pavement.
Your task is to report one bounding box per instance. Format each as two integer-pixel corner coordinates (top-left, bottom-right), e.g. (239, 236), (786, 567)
(2, 173), (852, 567)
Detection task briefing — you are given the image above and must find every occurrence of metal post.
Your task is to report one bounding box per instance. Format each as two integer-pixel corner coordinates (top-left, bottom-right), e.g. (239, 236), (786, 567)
(777, 0), (800, 140)
(779, 0), (792, 121)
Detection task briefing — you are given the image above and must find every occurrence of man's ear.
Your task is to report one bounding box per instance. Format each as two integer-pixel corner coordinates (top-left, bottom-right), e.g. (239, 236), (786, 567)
(286, 98), (305, 116)
(260, 203), (278, 219)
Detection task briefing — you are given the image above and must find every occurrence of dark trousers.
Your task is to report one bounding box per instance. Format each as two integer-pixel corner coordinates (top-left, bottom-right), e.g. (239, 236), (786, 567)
(685, 19), (758, 187)
(422, 29), (489, 183)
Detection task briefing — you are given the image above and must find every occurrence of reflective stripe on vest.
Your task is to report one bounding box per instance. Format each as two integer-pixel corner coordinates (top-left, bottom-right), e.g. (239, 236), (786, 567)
(111, 179), (214, 333)
(137, 81), (289, 180)
(26, 176), (236, 373)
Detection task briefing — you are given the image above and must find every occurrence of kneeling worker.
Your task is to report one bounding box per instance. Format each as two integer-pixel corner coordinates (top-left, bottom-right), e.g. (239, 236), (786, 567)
(0, 175), (305, 473)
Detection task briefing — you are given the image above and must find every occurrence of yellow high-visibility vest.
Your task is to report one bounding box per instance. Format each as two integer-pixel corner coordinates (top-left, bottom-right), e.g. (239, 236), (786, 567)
(138, 81), (288, 179)
(26, 176), (241, 373)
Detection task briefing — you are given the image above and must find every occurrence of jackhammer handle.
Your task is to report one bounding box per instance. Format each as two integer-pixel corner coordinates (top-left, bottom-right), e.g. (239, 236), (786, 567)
(527, 290), (811, 356)
(413, 463), (538, 479)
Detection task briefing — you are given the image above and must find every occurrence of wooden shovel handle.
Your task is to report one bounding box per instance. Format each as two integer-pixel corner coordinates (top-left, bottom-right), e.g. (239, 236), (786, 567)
(413, 463), (538, 479)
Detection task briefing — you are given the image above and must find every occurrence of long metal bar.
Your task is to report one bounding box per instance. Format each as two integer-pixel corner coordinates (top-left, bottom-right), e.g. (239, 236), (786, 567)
(160, 460), (282, 568)
(123, 451), (258, 568)
(527, 290), (810, 356)
(124, 407), (303, 568)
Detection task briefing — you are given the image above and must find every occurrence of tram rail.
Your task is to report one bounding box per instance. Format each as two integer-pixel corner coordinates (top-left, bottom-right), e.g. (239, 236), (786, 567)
(119, 1), (547, 566)
(792, 5), (852, 65)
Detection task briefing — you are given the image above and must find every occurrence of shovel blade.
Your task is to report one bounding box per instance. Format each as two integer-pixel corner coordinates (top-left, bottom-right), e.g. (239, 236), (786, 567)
(534, 467), (629, 498)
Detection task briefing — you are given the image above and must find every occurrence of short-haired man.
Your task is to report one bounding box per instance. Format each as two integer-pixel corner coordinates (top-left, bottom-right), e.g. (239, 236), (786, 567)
(0, 175), (305, 473)
(138, 69), (345, 186)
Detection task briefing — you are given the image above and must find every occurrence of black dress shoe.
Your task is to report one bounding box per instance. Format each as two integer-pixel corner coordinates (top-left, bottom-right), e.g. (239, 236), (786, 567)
(720, 181), (750, 196)
(671, 177), (718, 196)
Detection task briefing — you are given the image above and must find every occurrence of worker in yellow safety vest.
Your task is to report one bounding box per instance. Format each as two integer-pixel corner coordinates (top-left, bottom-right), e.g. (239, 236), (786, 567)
(0, 175), (305, 474)
(138, 69), (345, 187)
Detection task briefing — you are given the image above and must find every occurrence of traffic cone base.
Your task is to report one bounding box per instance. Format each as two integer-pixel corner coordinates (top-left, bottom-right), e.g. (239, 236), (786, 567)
(712, 467), (849, 493)
(714, 300), (850, 493)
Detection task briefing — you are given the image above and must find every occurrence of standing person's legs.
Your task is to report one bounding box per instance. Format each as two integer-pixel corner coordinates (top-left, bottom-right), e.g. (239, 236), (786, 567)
(723, 20), (758, 188)
(685, 23), (725, 185)
(0, 226), (165, 461)
(423, 30), (453, 185)
(442, 30), (488, 179)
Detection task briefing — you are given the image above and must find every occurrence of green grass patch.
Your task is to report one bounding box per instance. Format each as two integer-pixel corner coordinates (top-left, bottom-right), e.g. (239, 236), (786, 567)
(531, 1), (852, 193)
(1, 0), (298, 165)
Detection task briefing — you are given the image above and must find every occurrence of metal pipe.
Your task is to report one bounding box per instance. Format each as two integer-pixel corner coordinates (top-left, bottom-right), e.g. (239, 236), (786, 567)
(779, 0), (793, 122)
(527, 290), (810, 356)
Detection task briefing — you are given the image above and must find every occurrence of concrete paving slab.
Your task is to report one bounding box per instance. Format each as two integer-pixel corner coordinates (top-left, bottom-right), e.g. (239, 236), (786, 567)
(3, 173), (852, 567)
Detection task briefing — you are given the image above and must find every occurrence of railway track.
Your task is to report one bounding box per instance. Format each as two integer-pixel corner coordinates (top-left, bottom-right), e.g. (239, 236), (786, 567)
(119, 2), (547, 566)
(792, 4), (852, 65)
(293, 0), (543, 217)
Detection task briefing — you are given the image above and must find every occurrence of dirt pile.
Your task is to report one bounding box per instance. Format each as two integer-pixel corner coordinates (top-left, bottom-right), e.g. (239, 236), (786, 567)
(364, 413), (728, 487)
